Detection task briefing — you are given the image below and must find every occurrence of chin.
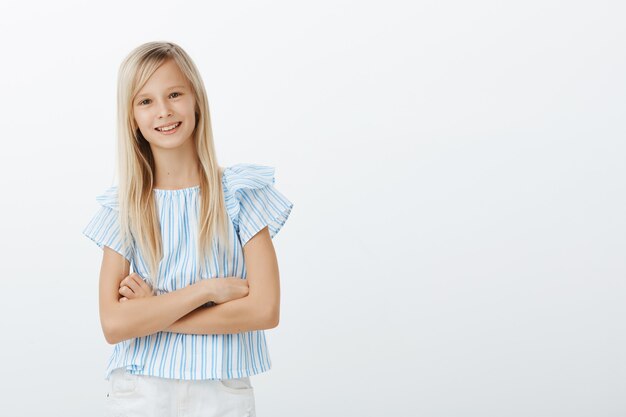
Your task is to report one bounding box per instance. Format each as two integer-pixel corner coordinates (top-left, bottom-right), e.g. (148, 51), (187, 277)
(147, 132), (193, 149)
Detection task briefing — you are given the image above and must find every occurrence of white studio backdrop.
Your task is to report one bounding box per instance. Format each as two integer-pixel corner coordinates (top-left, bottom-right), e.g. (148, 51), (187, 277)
(0, 1), (624, 416)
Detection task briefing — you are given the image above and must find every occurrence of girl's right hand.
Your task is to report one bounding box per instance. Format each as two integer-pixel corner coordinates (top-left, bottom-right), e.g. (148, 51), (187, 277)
(207, 277), (249, 304)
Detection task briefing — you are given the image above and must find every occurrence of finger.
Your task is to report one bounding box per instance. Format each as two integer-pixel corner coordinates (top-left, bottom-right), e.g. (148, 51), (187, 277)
(120, 297), (128, 302)
(132, 273), (153, 291)
(129, 273), (143, 286)
(121, 276), (141, 294)
(129, 273), (152, 292)
(119, 286), (133, 297)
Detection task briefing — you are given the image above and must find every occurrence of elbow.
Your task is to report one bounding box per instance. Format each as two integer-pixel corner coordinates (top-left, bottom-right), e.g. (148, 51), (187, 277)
(251, 294), (279, 329)
(102, 318), (123, 345)
(264, 306), (280, 329)
(105, 333), (119, 345)
(103, 325), (118, 345)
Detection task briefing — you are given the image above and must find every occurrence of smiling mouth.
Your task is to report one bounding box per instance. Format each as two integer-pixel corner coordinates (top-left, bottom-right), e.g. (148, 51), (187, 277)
(155, 121), (182, 132)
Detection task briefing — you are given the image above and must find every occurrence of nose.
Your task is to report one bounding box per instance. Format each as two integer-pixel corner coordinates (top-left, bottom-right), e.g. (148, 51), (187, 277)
(156, 99), (173, 119)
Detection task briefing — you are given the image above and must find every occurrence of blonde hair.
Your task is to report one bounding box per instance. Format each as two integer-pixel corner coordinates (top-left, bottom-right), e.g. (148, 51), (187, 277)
(115, 41), (231, 291)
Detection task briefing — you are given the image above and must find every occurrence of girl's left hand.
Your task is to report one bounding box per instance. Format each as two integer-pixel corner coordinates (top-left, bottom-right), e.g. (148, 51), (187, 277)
(119, 272), (154, 302)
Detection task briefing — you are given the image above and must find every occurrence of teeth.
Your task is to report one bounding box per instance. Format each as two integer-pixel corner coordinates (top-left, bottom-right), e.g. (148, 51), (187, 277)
(157, 122), (180, 132)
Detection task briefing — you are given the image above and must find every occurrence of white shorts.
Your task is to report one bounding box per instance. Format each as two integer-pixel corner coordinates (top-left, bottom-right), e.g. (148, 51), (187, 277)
(105, 367), (256, 417)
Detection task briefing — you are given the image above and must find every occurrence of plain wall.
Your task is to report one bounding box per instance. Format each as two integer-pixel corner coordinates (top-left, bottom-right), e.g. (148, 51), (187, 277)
(0, 0), (624, 416)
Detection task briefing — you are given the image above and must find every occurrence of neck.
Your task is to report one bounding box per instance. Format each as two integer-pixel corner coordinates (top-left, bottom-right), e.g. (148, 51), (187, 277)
(151, 140), (201, 190)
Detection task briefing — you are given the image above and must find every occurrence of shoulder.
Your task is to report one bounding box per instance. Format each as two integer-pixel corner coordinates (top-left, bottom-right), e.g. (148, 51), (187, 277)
(95, 185), (120, 210)
(221, 163), (276, 193)
(221, 162), (282, 224)
(221, 163), (294, 245)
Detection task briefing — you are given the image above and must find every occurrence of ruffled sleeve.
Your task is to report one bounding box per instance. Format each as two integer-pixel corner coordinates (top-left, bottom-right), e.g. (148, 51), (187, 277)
(222, 163), (294, 248)
(82, 185), (134, 262)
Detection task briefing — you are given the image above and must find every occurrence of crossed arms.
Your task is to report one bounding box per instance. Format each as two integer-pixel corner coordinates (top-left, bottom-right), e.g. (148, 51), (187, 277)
(98, 227), (280, 344)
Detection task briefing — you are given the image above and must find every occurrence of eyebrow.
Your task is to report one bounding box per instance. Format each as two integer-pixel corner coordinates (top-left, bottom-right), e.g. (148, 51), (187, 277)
(135, 85), (187, 100)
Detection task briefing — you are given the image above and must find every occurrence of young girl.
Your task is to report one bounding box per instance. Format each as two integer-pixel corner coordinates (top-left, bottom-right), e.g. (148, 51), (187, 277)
(82, 41), (294, 417)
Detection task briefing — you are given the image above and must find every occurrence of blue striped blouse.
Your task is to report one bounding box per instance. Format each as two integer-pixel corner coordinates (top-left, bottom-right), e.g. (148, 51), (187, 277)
(82, 163), (294, 381)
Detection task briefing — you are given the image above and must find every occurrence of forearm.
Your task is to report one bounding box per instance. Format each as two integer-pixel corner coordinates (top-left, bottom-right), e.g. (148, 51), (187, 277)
(164, 294), (277, 335)
(106, 280), (213, 344)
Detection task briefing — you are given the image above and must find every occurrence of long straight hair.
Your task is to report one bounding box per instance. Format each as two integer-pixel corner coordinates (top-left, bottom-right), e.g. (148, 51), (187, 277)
(115, 41), (232, 290)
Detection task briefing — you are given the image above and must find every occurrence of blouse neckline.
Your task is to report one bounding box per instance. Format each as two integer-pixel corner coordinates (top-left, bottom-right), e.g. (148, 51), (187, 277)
(153, 185), (200, 193)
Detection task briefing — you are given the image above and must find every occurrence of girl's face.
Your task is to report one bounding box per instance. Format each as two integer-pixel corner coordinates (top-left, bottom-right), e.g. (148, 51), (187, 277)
(132, 59), (196, 151)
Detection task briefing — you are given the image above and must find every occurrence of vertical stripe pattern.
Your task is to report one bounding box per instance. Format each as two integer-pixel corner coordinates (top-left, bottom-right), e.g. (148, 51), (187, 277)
(82, 163), (294, 381)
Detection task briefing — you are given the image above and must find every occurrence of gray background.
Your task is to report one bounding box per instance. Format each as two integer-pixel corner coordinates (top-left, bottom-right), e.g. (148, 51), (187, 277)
(0, 0), (624, 416)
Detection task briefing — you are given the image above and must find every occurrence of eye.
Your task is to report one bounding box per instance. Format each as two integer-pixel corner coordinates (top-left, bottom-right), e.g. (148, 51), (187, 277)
(136, 92), (181, 106)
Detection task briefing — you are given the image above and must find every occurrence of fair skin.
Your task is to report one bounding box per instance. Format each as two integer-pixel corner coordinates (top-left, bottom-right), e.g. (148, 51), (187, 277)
(133, 58), (201, 189)
(116, 225), (281, 335)
(98, 59), (281, 344)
